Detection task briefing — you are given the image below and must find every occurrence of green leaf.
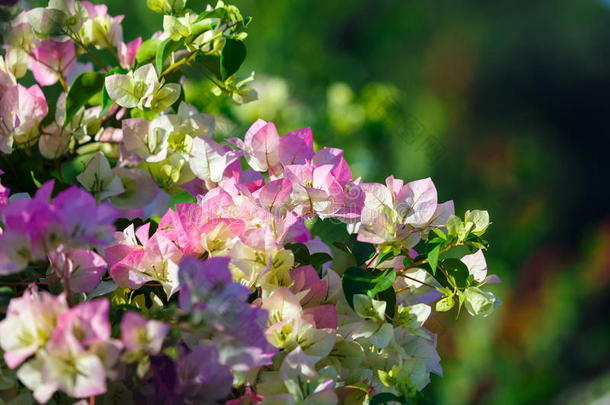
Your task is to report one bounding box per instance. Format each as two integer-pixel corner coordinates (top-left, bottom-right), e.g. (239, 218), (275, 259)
(309, 252), (332, 272)
(465, 234), (490, 250)
(57, 153), (98, 184)
(311, 218), (349, 246)
(193, 7), (228, 23)
(374, 247), (395, 267)
(427, 245), (441, 276)
(220, 38), (246, 80)
(456, 291), (467, 319)
(130, 108), (158, 120)
(436, 295), (455, 312)
(156, 38), (181, 75)
(332, 241), (352, 255)
(0, 286), (14, 309)
(376, 286), (396, 319)
(349, 237), (376, 266)
(368, 269), (396, 298)
(168, 191), (196, 210)
(432, 227), (447, 240)
(136, 38), (161, 67)
(65, 72), (105, 125)
(370, 393), (407, 405)
(30, 170), (42, 188)
(342, 267), (396, 319)
(193, 54), (223, 81)
(285, 243), (310, 265)
(442, 258), (470, 289)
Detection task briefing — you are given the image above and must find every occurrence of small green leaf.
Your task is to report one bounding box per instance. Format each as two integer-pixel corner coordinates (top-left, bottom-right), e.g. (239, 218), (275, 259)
(65, 72), (105, 125)
(285, 243), (310, 265)
(436, 295), (455, 312)
(130, 108), (158, 120)
(30, 170), (42, 188)
(220, 39), (246, 80)
(332, 241), (352, 255)
(427, 245), (441, 276)
(370, 392), (406, 405)
(368, 269), (396, 298)
(432, 227), (447, 240)
(0, 286), (14, 308)
(58, 153), (98, 184)
(136, 38), (161, 67)
(156, 38), (181, 75)
(309, 252), (332, 272)
(342, 267), (396, 319)
(374, 247), (395, 267)
(194, 7), (228, 23)
(168, 191), (196, 210)
(442, 258), (470, 289)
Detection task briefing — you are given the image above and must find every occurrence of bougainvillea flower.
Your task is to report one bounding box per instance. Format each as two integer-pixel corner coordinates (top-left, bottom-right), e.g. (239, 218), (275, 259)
(278, 127), (314, 165)
(29, 39), (75, 86)
(0, 83), (47, 153)
(52, 299), (112, 346)
(289, 265), (328, 308)
(284, 163), (346, 218)
(77, 152), (125, 201)
(80, 1), (124, 50)
(18, 329), (108, 403)
(0, 287), (68, 368)
(118, 37), (142, 69)
(189, 136), (241, 183)
(121, 311), (169, 355)
(231, 119), (282, 175)
(109, 231), (183, 297)
(178, 257), (276, 370)
(106, 64), (180, 110)
(48, 248), (107, 293)
(357, 176), (452, 249)
(176, 345), (234, 403)
(0, 182), (118, 274)
(0, 169), (9, 210)
(312, 147), (353, 185)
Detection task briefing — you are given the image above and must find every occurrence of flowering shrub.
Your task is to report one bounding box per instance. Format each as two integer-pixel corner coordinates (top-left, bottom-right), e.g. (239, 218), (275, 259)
(0, 1), (500, 404)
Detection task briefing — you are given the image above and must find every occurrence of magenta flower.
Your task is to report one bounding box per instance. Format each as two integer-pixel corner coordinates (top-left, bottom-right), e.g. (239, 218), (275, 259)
(0, 181), (118, 274)
(0, 169), (9, 210)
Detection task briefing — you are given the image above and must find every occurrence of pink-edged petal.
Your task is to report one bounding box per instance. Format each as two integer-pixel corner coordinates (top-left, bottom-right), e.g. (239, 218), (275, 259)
(279, 127), (314, 165)
(396, 177), (438, 226)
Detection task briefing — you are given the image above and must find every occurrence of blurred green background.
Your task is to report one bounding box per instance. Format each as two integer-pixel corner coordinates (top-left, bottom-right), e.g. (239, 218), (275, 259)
(21, 0), (610, 403)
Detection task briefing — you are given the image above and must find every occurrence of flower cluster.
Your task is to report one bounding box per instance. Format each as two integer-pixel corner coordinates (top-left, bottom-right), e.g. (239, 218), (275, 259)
(0, 1), (500, 404)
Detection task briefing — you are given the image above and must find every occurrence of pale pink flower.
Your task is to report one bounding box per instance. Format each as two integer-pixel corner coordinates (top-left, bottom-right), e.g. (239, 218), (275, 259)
(121, 311), (169, 355)
(29, 39), (76, 86)
(0, 287), (68, 369)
